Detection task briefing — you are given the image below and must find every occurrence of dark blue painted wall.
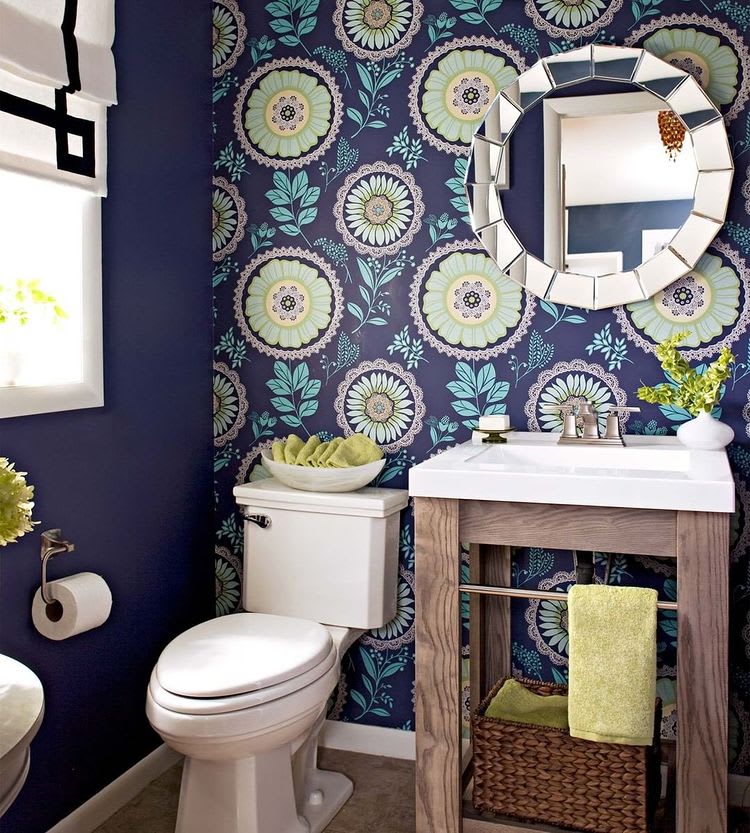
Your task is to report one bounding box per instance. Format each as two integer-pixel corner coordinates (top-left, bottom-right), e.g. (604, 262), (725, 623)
(0, 3), (213, 832)
(568, 199), (694, 270)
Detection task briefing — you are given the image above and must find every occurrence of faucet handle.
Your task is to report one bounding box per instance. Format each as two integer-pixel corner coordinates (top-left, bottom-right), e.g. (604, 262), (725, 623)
(603, 406), (641, 441)
(541, 404), (577, 438)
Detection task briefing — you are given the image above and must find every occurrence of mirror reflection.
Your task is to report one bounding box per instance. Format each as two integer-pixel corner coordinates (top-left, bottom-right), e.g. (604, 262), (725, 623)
(501, 85), (699, 279)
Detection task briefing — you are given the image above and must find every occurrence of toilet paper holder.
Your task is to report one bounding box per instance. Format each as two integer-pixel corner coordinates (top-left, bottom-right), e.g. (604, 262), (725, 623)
(40, 529), (75, 613)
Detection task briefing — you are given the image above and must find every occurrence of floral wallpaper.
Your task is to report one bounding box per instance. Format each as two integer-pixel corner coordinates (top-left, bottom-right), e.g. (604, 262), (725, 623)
(212, 0), (750, 773)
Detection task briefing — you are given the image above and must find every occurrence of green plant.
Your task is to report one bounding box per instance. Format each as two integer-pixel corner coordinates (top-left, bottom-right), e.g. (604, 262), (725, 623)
(637, 332), (735, 417)
(0, 458), (36, 546)
(0, 279), (66, 326)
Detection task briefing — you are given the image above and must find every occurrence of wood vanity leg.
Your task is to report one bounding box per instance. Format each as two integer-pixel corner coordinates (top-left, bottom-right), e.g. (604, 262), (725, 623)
(676, 511), (729, 833)
(469, 544), (512, 711)
(415, 497), (461, 833)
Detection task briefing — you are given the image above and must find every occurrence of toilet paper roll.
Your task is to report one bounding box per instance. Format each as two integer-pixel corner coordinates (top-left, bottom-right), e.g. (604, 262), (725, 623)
(32, 572), (112, 641)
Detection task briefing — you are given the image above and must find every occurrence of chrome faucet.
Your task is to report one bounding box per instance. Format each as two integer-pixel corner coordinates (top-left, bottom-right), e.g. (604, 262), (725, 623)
(542, 401), (640, 445)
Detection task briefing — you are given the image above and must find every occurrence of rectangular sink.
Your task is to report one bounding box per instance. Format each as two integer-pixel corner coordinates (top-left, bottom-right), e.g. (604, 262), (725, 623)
(408, 431), (734, 512)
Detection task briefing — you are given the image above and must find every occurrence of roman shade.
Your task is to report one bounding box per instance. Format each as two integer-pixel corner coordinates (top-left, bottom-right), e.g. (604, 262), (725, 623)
(0, 0), (116, 194)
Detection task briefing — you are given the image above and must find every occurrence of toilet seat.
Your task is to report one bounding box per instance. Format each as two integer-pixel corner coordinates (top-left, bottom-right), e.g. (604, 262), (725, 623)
(149, 613), (337, 716)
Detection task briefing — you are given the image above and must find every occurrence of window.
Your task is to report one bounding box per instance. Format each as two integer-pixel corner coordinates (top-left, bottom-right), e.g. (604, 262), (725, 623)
(0, 168), (102, 417)
(0, 0), (115, 418)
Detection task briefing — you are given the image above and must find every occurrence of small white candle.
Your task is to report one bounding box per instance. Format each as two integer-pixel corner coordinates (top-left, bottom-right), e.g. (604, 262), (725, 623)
(478, 414), (510, 431)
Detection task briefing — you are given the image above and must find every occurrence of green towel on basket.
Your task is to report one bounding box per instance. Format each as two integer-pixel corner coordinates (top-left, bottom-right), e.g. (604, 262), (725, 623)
(568, 585), (657, 747)
(485, 678), (569, 729)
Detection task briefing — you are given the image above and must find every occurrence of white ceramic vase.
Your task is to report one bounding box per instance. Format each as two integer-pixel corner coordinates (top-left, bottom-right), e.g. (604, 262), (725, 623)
(676, 410), (734, 451)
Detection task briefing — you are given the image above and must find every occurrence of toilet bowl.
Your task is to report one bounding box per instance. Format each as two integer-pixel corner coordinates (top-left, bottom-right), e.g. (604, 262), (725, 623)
(147, 481), (407, 833)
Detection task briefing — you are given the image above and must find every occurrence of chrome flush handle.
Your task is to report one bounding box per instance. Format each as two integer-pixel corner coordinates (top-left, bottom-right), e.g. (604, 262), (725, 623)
(243, 512), (271, 529)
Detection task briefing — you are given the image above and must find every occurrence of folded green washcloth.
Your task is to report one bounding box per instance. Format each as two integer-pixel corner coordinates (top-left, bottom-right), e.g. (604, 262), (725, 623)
(309, 441), (332, 466)
(568, 585), (657, 746)
(296, 436), (322, 466)
(324, 434), (384, 468)
(485, 678), (569, 729)
(272, 440), (286, 463)
(316, 437), (344, 466)
(283, 434), (305, 465)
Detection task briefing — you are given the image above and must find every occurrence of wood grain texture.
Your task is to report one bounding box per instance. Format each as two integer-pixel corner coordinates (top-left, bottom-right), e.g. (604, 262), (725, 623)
(415, 497), (462, 833)
(676, 511), (730, 833)
(463, 806), (581, 833)
(470, 544), (511, 712)
(460, 501), (677, 557)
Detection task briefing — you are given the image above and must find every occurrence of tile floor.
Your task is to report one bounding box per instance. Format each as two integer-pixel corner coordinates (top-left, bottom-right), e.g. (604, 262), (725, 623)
(91, 750), (415, 833)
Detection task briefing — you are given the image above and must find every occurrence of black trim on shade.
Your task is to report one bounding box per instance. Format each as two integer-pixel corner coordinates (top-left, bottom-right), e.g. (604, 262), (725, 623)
(0, 0), (95, 179)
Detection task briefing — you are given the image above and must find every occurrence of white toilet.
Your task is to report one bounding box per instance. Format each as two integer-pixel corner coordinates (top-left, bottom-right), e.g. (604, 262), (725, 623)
(146, 479), (407, 833)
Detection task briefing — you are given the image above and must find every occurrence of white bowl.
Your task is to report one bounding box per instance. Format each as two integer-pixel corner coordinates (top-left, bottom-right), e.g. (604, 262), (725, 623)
(260, 449), (385, 493)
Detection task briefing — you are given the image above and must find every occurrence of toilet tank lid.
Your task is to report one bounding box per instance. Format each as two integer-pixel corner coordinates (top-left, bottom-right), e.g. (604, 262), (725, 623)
(233, 480), (408, 517)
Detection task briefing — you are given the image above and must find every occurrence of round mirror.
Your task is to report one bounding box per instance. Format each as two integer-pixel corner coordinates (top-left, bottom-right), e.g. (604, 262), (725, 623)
(465, 45), (734, 310)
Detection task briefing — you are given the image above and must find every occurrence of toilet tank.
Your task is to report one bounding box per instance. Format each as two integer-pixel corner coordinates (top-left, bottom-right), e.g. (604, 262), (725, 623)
(233, 480), (408, 629)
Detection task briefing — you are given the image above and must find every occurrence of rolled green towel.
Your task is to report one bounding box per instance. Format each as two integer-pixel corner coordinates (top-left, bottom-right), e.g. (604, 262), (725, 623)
(283, 434), (305, 465)
(296, 436), (322, 466)
(316, 437), (344, 466)
(324, 434), (384, 468)
(485, 678), (569, 729)
(272, 440), (286, 463)
(568, 585), (657, 746)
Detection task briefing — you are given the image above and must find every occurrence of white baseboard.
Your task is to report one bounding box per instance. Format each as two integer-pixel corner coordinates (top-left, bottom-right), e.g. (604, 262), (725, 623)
(730, 773), (750, 808)
(319, 720), (415, 761)
(46, 744), (181, 833)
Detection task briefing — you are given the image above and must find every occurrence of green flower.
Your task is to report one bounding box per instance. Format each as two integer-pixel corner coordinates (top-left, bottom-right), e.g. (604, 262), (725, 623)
(244, 69), (332, 160)
(371, 576), (414, 640)
(341, 0), (413, 53)
(215, 557), (241, 616)
(212, 186), (238, 254)
(422, 251), (522, 348)
(637, 332), (735, 416)
(0, 458), (35, 547)
(213, 3), (239, 70)
(643, 27), (739, 107)
(538, 598), (569, 655)
(343, 173), (414, 250)
(421, 49), (517, 145)
(533, 0), (607, 30)
(345, 371), (415, 445)
(213, 363), (247, 445)
(539, 373), (614, 433)
(628, 254), (740, 348)
(245, 258), (332, 349)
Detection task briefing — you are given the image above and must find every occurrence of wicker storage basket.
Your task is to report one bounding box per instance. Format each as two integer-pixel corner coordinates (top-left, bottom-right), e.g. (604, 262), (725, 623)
(471, 677), (662, 833)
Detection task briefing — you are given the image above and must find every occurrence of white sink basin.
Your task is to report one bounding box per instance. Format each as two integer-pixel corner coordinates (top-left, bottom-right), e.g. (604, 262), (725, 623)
(408, 432), (733, 512)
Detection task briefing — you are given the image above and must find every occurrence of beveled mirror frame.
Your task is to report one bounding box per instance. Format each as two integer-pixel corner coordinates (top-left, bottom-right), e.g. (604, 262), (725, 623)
(465, 44), (734, 310)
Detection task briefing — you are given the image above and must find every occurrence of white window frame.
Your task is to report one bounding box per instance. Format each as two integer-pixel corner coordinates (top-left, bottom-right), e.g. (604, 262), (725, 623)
(0, 196), (102, 419)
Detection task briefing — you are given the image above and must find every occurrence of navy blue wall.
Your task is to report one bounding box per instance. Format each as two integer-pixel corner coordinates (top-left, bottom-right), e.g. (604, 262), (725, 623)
(0, 3), (213, 831)
(568, 199), (694, 270)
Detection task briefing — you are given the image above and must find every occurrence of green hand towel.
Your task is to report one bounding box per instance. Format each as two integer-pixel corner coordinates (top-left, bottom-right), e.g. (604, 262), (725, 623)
(296, 436), (322, 466)
(316, 437), (344, 466)
(324, 434), (384, 468)
(272, 440), (286, 463)
(308, 441), (330, 466)
(568, 585), (657, 746)
(485, 678), (569, 729)
(283, 434), (305, 465)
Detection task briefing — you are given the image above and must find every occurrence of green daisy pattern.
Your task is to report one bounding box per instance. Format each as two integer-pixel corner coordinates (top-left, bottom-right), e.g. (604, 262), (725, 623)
(420, 48), (518, 148)
(235, 60), (342, 169)
(246, 259), (331, 349)
(627, 253), (741, 348)
(643, 27), (739, 107)
(335, 0), (423, 59)
(212, 177), (246, 261)
(213, 362), (248, 446)
(215, 553), (241, 616)
(422, 251), (523, 349)
(213, 0), (246, 77)
(335, 163), (423, 255)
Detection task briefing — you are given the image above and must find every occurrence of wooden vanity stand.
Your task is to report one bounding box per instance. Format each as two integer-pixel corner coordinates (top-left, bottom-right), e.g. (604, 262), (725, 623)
(414, 498), (730, 833)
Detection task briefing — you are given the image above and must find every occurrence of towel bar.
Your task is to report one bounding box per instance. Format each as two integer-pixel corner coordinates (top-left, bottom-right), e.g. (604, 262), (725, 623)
(459, 582), (678, 611)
